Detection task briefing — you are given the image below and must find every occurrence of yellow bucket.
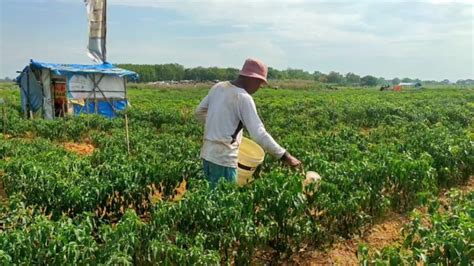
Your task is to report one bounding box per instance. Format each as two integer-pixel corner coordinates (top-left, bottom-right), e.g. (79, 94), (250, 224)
(237, 137), (265, 186)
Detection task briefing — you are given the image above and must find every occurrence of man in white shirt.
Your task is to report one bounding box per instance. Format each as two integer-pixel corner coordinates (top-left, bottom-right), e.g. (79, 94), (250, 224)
(195, 58), (301, 187)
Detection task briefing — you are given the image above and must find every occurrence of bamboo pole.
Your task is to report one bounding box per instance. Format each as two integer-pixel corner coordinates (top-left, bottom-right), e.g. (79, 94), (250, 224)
(2, 101), (7, 136)
(125, 113), (130, 155)
(93, 75), (98, 114)
(62, 102), (66, 118)
(124, 78), (130, 155)
(26, 69), (30, 119)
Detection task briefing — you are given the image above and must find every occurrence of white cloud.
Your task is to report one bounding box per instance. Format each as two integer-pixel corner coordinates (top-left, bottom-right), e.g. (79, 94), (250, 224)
(1, 0), (473, 80)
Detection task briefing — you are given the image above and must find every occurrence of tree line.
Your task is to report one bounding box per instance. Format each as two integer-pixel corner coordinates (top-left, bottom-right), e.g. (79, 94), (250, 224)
(3, 64), (471, 86)
(118, 63), (474, 86)
(117, 63), (406, 86)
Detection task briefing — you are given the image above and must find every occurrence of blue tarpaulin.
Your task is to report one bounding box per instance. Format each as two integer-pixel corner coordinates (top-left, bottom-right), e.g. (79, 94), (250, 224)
(29, 60), (138, 80)
(18, 67), (43, 113)
(73, 99), (128, 118)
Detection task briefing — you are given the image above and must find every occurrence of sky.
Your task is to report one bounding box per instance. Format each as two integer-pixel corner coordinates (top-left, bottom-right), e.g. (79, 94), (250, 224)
(0, 0), (473, 81)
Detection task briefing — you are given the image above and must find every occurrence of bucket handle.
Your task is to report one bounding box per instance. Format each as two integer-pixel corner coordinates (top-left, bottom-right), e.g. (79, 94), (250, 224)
(238, 163), (256, 172)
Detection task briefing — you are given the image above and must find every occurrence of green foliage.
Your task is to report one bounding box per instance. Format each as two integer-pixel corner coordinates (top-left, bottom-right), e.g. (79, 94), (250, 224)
(0, 84), (473, 264)
(359, 190), (474, 265)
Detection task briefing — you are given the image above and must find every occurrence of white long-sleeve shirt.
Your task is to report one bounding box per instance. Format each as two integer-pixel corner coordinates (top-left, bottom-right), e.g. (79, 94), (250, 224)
(195, 81), (286, 168)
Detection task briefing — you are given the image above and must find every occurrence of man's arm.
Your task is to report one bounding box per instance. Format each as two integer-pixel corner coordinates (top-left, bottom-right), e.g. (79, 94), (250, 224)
(238, 94), (301, 167)
(238, 94), (286, 158)
(195, 94), (209, 124)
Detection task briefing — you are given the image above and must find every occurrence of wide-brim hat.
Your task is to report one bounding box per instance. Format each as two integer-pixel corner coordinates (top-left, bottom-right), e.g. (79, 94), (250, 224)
(239, 58), (268, 84)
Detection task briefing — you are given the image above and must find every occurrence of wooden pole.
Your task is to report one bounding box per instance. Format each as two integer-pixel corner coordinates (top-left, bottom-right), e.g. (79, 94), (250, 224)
(104, 0), (107, 62)
(125, 113), (130, 155)
(62, 102), (66, 118)
(93, 75), (98, 114)
(2, 102), (7, 136)
(124, 78), (130, 155)
(26, 69), (31, 119)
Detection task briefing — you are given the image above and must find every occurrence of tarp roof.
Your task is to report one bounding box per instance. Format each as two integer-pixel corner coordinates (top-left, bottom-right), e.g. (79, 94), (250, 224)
(27, 59), (138, 79)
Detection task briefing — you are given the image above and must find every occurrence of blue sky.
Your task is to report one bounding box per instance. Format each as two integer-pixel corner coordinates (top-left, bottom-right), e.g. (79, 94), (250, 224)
(1, 0), (472, 81)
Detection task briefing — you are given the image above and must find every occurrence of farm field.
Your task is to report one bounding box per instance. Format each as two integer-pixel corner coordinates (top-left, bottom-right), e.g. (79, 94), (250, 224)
(0, 83), (473, 264)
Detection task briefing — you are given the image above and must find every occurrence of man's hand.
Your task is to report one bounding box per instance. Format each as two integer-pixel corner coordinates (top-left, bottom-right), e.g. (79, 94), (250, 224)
(281, 152), (301, 167)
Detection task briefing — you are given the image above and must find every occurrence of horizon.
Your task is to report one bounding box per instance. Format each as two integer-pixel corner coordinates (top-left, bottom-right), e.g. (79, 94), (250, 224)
(1, 0), (473, 81)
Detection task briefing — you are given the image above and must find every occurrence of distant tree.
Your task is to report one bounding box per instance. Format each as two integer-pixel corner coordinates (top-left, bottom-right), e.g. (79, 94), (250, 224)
(268, 67), (284, 80)
(313, 71), (323, 81)
(377, 77), (388, 86)
(154, 63), (185, 81)
(360, 75), (378, 86)
(141, 67), (154, 82)
(116, 63), (405, 85)
(224, 68), (239, 80)
(401, 77), (413, 83)
(345, 72), (360, 85)
(326, 71), (344, 84)
(391, 77), (400, 85)
(318, 74), (328, 83)
(285, 68), (313, 80)
(423, 80), (440, 85)
(185, 67), (208, 81)
(457, 79), (474, 85)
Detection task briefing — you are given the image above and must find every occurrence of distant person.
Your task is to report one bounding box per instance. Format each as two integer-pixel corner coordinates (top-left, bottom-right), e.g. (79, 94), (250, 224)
(380, 84), (390, 91)
(195, 58), (301, 187)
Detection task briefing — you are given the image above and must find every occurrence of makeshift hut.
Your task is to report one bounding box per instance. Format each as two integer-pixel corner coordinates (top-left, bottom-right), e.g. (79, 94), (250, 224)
(16, 60), (138, 119)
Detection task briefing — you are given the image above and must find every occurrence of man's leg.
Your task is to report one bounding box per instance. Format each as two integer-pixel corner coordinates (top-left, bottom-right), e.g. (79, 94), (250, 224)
(202, 159), (211, 180)
(203, 159), (219, 187)
(202, 159), (237, 188)
(222, 166), (237, 183)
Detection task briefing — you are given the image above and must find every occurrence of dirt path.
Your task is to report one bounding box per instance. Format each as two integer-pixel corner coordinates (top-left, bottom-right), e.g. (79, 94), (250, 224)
(267, 176), (474, 265)
(285, 212), (408, 265)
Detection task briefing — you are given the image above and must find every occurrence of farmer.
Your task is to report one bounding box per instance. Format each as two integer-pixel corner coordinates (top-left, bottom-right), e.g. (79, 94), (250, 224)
(195, 58), (301, 187)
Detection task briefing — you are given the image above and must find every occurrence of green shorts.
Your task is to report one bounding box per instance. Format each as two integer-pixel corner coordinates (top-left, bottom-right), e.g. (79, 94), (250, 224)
(202, 159), (237, 188)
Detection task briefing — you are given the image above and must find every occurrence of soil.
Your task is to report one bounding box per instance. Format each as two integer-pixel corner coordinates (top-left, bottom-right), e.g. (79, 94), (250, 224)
(256, 176), (474, 265)
(360, 127), (373, 136)
(24, 131), (36, 140)
(455, 175), (474, 193)
(283, 212), (408, 265)
(63, 142), (95, 156)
